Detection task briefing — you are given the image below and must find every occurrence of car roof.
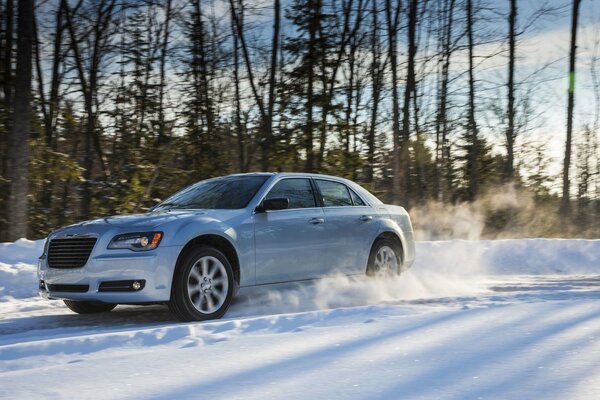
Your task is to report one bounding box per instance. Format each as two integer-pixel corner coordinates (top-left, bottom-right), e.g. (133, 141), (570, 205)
(227, 172), (347, 180)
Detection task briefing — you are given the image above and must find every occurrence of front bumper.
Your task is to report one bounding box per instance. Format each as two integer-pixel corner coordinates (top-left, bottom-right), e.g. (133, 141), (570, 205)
(38, 245), (183, 304)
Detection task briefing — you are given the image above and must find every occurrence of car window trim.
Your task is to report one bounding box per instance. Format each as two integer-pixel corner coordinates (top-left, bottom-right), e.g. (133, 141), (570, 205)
(348, 187), (367, 207)
(309, 178), (325, 207)
(256, 177), (319, 211)
(312, 177), (370, 208)
(322, 179), (353, 207)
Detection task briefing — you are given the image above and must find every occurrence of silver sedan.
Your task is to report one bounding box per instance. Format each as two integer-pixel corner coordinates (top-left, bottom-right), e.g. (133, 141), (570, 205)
(38, 173), (416, 321)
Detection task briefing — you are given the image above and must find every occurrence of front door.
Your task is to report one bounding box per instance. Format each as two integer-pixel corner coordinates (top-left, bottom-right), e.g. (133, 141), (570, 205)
(254, 178), (328, 284)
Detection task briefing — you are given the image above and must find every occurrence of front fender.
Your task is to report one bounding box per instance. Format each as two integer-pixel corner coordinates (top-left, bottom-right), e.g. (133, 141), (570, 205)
(164, 213), (255, 286)
(171, 217), (239, 245)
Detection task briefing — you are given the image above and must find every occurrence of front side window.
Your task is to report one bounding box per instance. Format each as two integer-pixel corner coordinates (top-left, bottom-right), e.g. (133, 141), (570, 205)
(265, 178), (316, 209)
(315, 179), (353, 207)
(154, 175), (268, 210)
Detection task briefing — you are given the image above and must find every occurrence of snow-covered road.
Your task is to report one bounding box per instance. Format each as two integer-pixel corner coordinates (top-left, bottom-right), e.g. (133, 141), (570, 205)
(1, 239), (599, 399)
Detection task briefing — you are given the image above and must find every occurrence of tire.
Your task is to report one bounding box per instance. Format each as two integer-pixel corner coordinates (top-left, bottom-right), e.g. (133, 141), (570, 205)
(63, 300), (117, 314)
(366, 238), (402, 277)
(169, 245), (235, 322)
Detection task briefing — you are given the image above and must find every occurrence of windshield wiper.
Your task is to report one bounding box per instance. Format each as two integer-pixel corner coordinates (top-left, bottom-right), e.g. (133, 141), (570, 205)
(153, 202), (181, 211)
(155, 203), (205, 211)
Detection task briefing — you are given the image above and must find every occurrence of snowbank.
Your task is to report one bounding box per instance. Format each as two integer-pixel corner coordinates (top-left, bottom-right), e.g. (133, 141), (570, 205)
(416, 239), (600, 275)
(0, 239), (43, 301)
(0, 239), (43, 266)
(0, 238), (598, 302)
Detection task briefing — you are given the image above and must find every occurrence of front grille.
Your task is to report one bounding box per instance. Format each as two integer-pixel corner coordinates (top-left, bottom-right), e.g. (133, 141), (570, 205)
(47, 237), (97, 269)
(47, 284), (89, 293)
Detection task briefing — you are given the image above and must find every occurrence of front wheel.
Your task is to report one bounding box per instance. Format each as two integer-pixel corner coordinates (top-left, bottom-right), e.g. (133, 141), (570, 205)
(367, 238), (401, 277)
(169, 246), (235, 322)
(63, 300), (117, 314)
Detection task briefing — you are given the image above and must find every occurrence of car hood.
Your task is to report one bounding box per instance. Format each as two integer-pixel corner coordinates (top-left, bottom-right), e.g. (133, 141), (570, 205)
(65, 210), (219, 229)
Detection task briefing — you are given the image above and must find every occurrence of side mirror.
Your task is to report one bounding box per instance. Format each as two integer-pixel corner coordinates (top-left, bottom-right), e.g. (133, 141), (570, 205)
(256, 197), (290, 213)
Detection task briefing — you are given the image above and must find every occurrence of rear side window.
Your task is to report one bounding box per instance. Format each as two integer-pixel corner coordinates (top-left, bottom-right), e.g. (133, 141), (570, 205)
(349, 189), (366, 206)
(315, 180), (353, 207)
(265, 178), (316, 209)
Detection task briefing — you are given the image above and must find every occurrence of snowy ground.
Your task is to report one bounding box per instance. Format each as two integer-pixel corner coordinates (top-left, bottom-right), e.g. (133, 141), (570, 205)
(0, 239), (599, 399)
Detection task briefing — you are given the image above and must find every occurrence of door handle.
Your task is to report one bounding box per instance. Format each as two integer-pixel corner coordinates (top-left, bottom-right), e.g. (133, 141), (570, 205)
(359, 215), (373, 222)
(309, 218), (325, 224)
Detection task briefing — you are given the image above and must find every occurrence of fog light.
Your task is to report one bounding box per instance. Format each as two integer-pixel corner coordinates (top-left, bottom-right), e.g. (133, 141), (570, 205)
(132, 281), (142, 290)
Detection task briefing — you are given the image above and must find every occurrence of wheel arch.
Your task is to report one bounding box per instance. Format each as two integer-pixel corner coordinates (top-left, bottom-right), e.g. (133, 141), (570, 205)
(175, 234), (241, 286)
(370, 231), (405, 265)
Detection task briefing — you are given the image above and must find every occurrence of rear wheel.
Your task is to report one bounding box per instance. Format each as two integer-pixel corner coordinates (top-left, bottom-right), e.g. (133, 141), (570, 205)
(63, 300), (117, 314)
(367, 238), (401, 277)
(169, 245), (235, 322)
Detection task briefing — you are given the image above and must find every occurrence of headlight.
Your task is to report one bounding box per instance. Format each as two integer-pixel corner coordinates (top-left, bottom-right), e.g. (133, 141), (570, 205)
(108, 232), (163, 251)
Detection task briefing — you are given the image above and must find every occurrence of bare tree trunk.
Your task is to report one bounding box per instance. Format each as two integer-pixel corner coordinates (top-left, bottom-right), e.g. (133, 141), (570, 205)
(505, 0), (517, 181)
(33, 4), (60, 227)
(366, 0), (383, 185)
(436, 0), (455, 201)
(265, 0), (280, 171)
(229, 0), (269, 167)
(157, 0), (172, 145)
(136, 8), (156, 146)
(1, 0), (14, 179)
(344, 48), (355, 175)
(63, 0), (88, 206)
(434, 0), (443, 200)
(230, 0), (245, 171)
(561, 0), (582, 217)
(64, 0), (114, 219)
(575, 126), (594, 227)
(195, 0), (214, 138)
(344, 0), (364, 176)
(33, 7), (47, 137)
(400, 0), (417, 206)
(58, 102), (79, 226)
(48, 2), (65, 150)
(591, 27), (600, 132)
(305, 0), (319, 172)
(35, 1), (64, 148)
(3, 0), (12, 107)
(189, 4), (201, 156)
(466, 0), (479, 200)
(385, 0), (401, 201)
(351, 75), (362, 181)
(6, 0), (33, 240)
(315, 0), (356, 172)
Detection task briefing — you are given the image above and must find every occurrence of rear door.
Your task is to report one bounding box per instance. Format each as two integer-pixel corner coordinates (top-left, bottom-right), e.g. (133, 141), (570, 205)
(314, 179), (379, 275)
(253, 178), (328, 284)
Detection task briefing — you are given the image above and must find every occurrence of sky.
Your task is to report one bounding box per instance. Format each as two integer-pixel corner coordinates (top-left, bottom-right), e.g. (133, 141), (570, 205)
(277, 0), (600, 183)
(474, 0), (600, 180)
(35, 0), (600, 189)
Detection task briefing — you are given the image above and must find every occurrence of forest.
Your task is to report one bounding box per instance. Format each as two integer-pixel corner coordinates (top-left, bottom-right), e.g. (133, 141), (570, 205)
(0, 0), (597, 241)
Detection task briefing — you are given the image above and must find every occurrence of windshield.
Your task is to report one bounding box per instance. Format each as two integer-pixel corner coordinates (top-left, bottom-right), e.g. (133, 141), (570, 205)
(153, 175), (269, 210)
